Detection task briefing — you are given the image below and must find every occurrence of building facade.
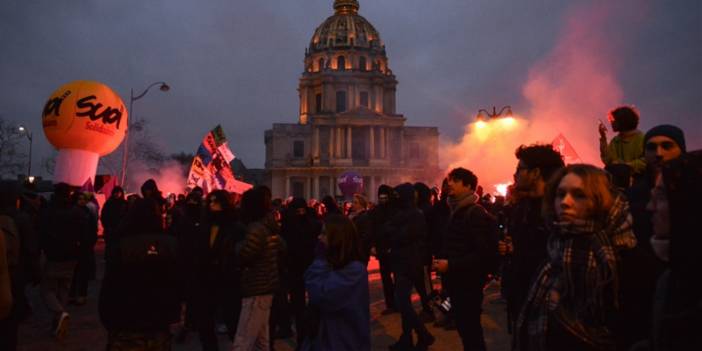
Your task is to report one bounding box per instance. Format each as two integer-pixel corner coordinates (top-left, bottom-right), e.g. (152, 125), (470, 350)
(265, 0), (439, 201)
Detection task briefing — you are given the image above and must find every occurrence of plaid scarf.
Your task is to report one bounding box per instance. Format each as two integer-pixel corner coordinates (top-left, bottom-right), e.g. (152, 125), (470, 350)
(515, 195), (637, 351)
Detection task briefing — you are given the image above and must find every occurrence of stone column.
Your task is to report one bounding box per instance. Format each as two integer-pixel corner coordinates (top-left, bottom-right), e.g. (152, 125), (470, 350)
(307, 177), (312, 199)
(399, 128), (405, 163)
(369, 126), (375, 159)
(313, 126), (320, 160)
(379, 127), (386, 159)
(284, 176), (290, 197)
(368, 175), (376, 201)
(313, 176), (320, 199)
(347, 126), (352, 159)
(336, 127), (342, 158)
(329, 176), (335, 197)
(328, 127), (334, 159)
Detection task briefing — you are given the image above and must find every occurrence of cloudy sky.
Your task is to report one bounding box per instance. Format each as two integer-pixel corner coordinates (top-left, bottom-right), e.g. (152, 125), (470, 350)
(1, 0), (700, 175)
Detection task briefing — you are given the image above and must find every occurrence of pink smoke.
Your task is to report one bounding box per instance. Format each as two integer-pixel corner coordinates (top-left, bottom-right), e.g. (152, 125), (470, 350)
(129, 160), (187, 196)
(442, 1), (643, 194)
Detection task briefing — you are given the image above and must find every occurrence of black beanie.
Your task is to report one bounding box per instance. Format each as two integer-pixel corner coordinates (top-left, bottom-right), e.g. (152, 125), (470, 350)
(377, 184), (393, 196)
(645, 125), (686, 152)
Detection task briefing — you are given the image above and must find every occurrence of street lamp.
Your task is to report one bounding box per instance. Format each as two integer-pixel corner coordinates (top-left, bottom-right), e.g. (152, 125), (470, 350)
(120, 81), (170, 188)
(17, 125), (33, 177)
(476, 106), (513, 121)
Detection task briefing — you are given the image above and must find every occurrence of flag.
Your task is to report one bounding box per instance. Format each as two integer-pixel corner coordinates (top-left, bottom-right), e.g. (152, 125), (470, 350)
(80, 177), (95, 193)
(98, 176), (117, 197)
(218, 142), (236, 163)
(552, 133), (583, 165)
(186, 126), (252, 194)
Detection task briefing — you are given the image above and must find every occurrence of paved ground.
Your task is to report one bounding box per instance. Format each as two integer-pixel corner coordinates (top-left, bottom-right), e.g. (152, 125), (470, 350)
(17, 243), (510, 351)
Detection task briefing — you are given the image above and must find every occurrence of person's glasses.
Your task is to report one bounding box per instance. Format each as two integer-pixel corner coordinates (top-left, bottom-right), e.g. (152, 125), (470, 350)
(646, 141), (676, 152)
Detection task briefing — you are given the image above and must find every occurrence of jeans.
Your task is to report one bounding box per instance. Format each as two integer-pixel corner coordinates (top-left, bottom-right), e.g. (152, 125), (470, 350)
(107, 330), (172, 351)
(41, 261), (76, 318)
(232, 294), (273, 351)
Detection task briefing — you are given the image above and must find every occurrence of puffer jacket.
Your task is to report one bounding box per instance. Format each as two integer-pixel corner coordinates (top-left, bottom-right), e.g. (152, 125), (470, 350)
(237, 215), (285, 297)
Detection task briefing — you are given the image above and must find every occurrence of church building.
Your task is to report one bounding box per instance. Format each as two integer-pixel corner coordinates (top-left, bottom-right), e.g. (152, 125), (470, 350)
(264, 0), (439, 200)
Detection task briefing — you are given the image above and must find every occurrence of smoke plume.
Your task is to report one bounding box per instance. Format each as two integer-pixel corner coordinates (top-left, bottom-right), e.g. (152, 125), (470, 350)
(442, 1), (642, 194)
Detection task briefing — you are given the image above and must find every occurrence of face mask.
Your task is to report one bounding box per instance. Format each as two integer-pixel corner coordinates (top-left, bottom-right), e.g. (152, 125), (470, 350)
(650, 236), (670, 262)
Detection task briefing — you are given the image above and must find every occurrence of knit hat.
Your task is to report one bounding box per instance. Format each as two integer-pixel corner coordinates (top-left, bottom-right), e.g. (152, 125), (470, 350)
(377, 184), (393, 197)
(645, 125), (686, 152)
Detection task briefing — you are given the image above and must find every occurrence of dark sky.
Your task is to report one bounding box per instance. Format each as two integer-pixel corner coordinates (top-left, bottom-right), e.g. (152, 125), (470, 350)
(1, 0), (700, 175)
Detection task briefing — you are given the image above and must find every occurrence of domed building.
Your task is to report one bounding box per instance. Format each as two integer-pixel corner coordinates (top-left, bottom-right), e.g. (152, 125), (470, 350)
(264, 0), (439, 200)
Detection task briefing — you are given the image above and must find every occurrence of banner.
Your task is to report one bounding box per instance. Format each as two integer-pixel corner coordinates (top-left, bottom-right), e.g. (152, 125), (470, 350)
(552, 133), (583, 165)
(186, 125), (251, 194)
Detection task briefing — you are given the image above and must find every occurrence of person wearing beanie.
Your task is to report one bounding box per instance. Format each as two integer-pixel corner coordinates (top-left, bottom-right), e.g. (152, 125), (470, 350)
(599, 106), (646, 174)
(386, 183), (434, 350)
(644, 124), (686, 171)
(369, 184), (397, 315)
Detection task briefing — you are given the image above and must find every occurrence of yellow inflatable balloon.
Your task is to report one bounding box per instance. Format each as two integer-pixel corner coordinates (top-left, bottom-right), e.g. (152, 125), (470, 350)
(42, 80), (128, 156)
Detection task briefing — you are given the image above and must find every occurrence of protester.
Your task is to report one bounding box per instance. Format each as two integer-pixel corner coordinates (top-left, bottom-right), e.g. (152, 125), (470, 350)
(189, 190), (242, 350)
(348, 193), (372, 264)
(648, 150), (702, 350)
(0, 181), (38, 351)
(368, 184), (397, 315)
(101, 186), (128, 263)
(69, 191), (98, 306)
(433, 168), (497, 351)
(386, 183), (434, 351)
(320, 196), (341, 217)
(39, 183), (91, 339)
(279, 197), (321, 348)
(99, 198), (182, 351)
(413, 182), (436, 323)
(232, 187), (285, 351)
(301, 214), (370, 351)
(501, 144), (564, 332)
(599, 106), (646, 174)
(516, 164), (639, 351)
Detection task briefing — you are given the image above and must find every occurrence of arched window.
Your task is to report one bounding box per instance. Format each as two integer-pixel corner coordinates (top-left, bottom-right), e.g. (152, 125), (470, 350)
(359, 56), (367, 71)
(337, 56), (346, 71)
(318, 58), (325, 71)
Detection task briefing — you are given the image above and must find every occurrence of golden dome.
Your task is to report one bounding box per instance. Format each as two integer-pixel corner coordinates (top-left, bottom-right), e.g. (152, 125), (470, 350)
(309, 0), (384, 53)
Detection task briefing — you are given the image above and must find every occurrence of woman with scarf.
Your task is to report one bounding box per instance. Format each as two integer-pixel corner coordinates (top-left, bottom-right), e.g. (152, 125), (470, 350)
(516, 164), (638, 351)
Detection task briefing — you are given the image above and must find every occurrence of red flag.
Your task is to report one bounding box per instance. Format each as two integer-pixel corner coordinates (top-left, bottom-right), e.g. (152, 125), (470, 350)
(552, 133), (583, 165)
(80, 177), (95, 193)
(98, 176), (117, 196)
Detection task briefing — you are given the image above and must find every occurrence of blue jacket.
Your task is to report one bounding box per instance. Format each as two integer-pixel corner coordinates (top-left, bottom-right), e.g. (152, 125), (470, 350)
(303, 258), (371, 351)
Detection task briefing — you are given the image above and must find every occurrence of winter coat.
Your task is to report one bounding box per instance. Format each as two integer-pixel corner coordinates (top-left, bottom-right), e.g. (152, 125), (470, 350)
(302, 258), (370, 351)
(368, 204), (393, 257)
(237, 215), (285, 297)
(39, 202), (91, 262)
(281, 211), (321, 277)
(350, 210), (372, 263)
(384, 206), (427, 276)
(99, 231), (182, 332)
(442, 194), (498, 290)
(599, 130), (646, 174)
(504, 197), (550, 319)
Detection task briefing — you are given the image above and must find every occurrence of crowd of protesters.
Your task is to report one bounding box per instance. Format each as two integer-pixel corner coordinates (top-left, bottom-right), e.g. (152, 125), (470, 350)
(0, 105), (700, 351)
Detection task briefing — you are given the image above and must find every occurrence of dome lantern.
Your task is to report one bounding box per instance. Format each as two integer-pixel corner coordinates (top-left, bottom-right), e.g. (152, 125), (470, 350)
(334, 0), (359, 15)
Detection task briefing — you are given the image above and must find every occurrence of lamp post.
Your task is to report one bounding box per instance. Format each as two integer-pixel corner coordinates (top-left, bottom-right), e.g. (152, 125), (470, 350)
(17, 125), (33, 177)
(476, 105), (513, 121)
(120, 81), (170, 188)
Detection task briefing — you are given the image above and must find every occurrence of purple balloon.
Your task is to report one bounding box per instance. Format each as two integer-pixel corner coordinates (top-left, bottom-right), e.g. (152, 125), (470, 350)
(337, 171), (364, 198)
